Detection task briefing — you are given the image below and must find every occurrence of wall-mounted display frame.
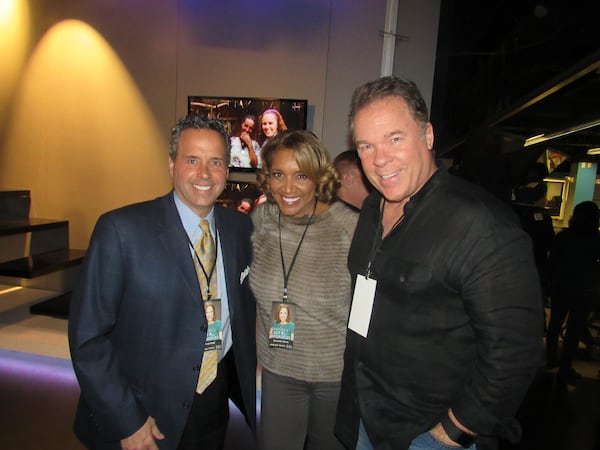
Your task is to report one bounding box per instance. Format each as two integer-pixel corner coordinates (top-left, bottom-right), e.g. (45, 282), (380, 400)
(188, 95), (308, 172)
(544, 178), (569, 220)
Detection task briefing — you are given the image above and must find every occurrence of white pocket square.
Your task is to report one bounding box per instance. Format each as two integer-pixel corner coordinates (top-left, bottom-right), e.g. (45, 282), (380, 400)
(240, 266), (250, 284)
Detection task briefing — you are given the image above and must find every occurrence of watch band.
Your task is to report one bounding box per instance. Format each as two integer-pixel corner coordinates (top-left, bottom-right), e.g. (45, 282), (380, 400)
(440, 415), (475, 448)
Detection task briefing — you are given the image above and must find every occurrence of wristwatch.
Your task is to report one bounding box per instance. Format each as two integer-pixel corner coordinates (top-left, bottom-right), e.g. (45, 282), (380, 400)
(440, 415), (475, 448)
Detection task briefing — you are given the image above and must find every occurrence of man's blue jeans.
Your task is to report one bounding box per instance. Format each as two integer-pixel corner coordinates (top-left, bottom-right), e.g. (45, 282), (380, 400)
(356, 420), (373, 450)
(409, 430), (476, 450)
(356, 422), (477, 450)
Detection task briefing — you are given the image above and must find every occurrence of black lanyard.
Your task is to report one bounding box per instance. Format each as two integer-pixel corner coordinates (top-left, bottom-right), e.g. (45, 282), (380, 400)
(188, 220), (219, 299)
(278, 201), (317, 302)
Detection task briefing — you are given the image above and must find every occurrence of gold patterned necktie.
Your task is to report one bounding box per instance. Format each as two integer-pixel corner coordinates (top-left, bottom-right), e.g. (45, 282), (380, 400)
(195, 219), (218, 394)
(195, 220), (217, 300)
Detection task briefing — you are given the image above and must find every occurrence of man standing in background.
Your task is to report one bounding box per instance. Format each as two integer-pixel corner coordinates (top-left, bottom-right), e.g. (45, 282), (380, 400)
(334, 149), (372, 211)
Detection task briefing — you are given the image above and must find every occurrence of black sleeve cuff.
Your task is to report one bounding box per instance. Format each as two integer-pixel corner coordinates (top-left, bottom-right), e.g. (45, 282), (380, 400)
(441, 415), (475, 448)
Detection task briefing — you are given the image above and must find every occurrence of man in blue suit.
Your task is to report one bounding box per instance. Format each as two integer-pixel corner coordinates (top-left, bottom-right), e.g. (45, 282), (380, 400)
(69, 115), (257, 450)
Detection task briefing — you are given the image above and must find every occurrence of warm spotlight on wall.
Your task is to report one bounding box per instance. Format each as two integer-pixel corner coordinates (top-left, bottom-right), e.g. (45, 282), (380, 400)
(2, 19), (167, 249)
(0, 0), (30, 124)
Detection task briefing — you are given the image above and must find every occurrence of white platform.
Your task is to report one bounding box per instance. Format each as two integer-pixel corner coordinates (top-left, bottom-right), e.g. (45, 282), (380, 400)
(0, 283), (264, 389)
(0, 284), (70, 359)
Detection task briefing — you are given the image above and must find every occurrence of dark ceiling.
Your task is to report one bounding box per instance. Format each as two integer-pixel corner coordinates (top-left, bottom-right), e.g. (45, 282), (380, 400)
(430, 0), (600, 183)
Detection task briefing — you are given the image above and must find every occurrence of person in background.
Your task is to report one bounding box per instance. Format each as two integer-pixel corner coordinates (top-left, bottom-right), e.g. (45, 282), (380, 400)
(259, 108), (288, 148)
(513, 178), (555, 332)
(250, 130), (358, 450)
(333, 149), (372, 211)
(513, 164), (555, 306)
(254, 193), (268, 208)
(545, 201), (600, 389)
(230, 114), (261, 168)
(236, 198), (254, 215)
(334, 76), (542, 450)
(69, 115), (257, 450)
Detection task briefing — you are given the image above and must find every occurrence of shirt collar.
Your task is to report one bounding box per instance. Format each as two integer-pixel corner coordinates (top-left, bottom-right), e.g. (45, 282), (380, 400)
(172, 191), (215, 240)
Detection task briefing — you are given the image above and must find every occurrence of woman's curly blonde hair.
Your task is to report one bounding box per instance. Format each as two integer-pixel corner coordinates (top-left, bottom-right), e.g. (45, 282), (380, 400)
(257, 130), (339, 204)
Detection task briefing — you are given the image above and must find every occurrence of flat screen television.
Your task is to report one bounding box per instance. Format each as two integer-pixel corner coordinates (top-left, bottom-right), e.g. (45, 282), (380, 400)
(188, 96), (308, 172)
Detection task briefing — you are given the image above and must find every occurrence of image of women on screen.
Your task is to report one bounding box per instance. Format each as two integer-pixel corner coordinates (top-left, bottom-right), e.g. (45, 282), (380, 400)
(259, 109), (288, 148)
(230, 114), (262, 169)
(204, 302), (222, 350)
(269, 303), (295, 349)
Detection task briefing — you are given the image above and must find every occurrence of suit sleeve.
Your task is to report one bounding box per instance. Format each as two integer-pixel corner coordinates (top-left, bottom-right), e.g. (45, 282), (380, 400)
(68, 213), (148, 441)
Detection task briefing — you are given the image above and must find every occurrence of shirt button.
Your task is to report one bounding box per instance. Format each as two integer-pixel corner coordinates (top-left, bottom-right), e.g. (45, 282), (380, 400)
(193, 364), (201, 372)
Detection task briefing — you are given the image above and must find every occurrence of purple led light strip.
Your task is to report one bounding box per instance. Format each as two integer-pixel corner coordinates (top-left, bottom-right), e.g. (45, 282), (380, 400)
(0, 349), (77, 385)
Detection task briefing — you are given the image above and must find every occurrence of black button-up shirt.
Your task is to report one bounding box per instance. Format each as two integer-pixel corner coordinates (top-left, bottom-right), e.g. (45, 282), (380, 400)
(335, 170), (543, 450)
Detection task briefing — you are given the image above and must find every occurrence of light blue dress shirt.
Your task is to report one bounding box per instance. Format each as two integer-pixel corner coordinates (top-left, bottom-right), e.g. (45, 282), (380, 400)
(173, 192), (232, 361)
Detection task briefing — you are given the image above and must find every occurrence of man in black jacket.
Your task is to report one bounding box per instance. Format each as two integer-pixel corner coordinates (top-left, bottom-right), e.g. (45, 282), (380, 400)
(334, 77), (542, 450)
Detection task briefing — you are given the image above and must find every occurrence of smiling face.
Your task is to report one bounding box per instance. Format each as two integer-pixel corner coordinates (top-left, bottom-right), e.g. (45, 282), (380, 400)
(354, 96), (436, 208)
(241, 117), (255, 135)
(268, 148), (317, 218)
(205, 304), (215, 322)
(278, 306), (289, 323)
(237, 199), (252, 214)
(261, 112), (279, 138)
(169, 128), (229, 218)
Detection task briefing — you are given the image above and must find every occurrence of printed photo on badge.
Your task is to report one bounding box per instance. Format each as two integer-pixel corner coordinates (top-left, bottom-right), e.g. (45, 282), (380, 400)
(204, 300), (223, 350)
(269, 302), (296, 349)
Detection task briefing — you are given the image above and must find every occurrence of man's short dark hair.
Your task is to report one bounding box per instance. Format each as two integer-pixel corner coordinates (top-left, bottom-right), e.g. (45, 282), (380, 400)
(349, 76), (429, 137)
(169, 115), (231, 164)
(333, 149), (361, 167)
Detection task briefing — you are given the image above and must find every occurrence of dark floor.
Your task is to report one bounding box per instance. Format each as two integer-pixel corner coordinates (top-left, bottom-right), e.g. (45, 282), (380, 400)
(1, 346), (599, 450)
(0, 349), (256, 450)
(500, 361), (600, 450)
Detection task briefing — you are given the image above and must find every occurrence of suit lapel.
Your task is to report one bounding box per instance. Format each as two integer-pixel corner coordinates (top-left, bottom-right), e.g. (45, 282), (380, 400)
(157, 192), (202, 304)
(215, 207), (238, 316)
